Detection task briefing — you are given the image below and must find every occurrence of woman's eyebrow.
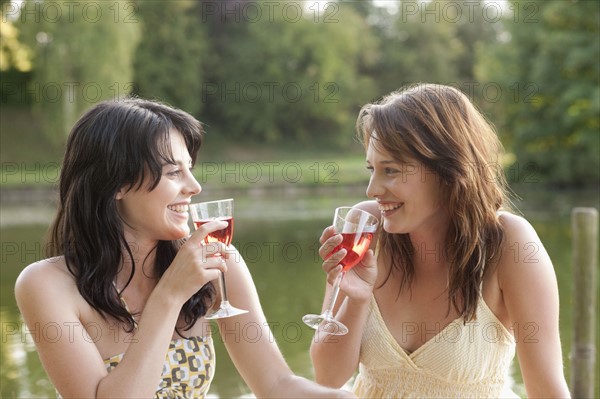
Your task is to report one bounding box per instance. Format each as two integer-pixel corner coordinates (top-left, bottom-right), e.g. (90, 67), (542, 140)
(161, 158), (192, 167)
(366, 159), (398, 166)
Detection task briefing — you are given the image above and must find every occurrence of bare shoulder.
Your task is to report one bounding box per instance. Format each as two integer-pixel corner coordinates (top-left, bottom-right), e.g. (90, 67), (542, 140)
(497, 211), (547, 261)
(354, 200), (380, 221)
(15, 257), (78, 314)
(498, 211), (538, 239)
(16, 256), (71, 290)
(496, 211), (554, 288)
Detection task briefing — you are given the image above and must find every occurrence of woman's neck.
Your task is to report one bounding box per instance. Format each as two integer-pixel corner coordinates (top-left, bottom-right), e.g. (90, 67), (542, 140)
(115, 231), (159, 292)
(409, 216), (450, 272)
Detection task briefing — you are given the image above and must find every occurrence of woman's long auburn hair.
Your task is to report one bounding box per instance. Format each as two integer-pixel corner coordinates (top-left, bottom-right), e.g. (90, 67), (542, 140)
(357, 83), (511, 322)
(48, 97), (213, 332)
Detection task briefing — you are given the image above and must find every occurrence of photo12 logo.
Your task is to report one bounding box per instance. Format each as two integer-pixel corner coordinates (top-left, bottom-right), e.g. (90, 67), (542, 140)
(399, 1), (539, 24)
(2, 1), (139, 24)
(201, 82), (339, 104)
(198, 161), (339, 185)
(0, 81), (135, 104)
(199, 1), (340, 23)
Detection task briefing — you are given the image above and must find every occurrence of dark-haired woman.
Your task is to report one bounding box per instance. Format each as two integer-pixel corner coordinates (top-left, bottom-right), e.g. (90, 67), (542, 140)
(309, 84), (570, 398)
(15, 98), (354, 399)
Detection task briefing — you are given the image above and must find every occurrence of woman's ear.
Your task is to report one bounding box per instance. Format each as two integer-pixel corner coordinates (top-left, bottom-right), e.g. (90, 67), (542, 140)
(115, 186), (128, 200)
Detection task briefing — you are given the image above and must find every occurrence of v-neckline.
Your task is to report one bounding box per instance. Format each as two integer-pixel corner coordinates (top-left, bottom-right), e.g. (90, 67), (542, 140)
(371, 295), (465, 361)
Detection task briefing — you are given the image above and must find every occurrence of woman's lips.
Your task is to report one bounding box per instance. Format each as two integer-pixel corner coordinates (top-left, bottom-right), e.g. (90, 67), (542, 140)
(167, 204), (189, 213)
(379, 202), (403, 216)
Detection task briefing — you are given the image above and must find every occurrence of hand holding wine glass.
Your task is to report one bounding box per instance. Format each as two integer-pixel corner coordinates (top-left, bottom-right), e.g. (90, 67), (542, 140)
(189, 198), (249, 319)
(303, 207), (379, 335)
(319, 225), (378, 303)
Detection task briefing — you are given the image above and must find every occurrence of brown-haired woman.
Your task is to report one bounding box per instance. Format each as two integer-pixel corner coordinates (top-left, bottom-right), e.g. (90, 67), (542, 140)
(310, 84), (570, 398)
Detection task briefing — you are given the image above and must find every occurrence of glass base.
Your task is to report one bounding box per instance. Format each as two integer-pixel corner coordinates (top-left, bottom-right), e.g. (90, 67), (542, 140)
(205, 301), (249, 320)
(302, 313), (348, 335)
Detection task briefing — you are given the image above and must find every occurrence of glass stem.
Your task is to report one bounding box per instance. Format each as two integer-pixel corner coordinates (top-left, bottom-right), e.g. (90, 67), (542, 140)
(218, 270), (228, 304)
(324, 271), (346, 319)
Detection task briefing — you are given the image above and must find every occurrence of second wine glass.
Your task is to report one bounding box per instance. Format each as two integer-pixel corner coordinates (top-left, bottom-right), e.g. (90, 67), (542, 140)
(189, 198), (248, 319)
(302, 207), (379, 335)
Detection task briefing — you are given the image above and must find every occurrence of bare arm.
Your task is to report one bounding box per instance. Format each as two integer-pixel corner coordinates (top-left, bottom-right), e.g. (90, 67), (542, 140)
(498, 213), (570, 398)
(309, 246), (375, 387)
(15, 221), (228, 398)
(309, 201), (380, 387)
(216, 246), (356, 398)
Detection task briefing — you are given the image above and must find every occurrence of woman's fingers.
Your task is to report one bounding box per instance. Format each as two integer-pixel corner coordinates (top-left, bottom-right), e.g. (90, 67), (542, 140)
(323, 248), (346, 274)
(360, 249), (376, 269)
(177, 221), (231, 281)
(326, 265), (343, 286)
(200, 241), (228, 258)
(188, 220), (228, 244)
(184, 220), (231, 264)
(319, 225), (336, 245)
(318, 227), (347, 281)
(319, 233), (342, 260)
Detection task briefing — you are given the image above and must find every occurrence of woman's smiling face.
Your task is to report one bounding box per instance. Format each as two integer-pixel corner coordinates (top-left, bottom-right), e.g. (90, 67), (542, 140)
(115, 129), (202, 244)
(365, 140), (448, 235)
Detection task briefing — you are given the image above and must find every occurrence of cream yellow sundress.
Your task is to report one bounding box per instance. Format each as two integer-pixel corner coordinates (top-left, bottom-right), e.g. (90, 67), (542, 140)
(353, 295), (517, 398)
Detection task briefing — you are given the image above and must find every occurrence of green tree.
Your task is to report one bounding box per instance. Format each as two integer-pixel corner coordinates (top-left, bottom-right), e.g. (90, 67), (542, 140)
(200, 2), (378, 145)
(478, 0), (600, 186)
(1, 3), (33, 73)
(133, 0), (207, 116)
(368, 0), (464, 94)
(339, 0), (379, 18)
(17, 0), (140, 142)
(453, 0), (499, 84)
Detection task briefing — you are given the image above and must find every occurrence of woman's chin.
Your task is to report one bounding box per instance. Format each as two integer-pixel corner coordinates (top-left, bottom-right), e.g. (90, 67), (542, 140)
(166, 225), (191, 241)
(383, 221), (406, 235)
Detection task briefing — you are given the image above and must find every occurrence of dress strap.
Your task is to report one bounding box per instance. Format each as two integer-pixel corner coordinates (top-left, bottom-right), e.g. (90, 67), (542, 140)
(113, 282), (138, 329)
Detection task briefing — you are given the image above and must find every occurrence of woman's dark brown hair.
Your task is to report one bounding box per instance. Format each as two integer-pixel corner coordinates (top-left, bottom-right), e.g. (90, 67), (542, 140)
(48, 97), (212, 332)
(357, 83), (511, 321)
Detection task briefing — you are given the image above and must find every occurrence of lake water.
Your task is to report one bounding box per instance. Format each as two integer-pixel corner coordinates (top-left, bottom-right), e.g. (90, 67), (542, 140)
(1, 185), (598, 398)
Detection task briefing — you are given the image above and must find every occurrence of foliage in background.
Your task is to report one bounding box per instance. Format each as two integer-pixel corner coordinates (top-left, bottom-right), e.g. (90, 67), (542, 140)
(14, 0), (140, 143)
(199, 2), (378, 145)
(477, 0), (600, 186)
(1, 0), (599, 187)
(0, 7), (32, 71)
(133, 0), (207, 117)
(368, 0), (463, 90)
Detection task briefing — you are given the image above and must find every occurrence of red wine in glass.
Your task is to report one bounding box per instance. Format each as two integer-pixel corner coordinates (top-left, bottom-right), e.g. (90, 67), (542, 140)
(194, 217), (234, 246)
(303, 207), (379, 335)
(330, 232), (374, 271)
(189, 199), (248, 319)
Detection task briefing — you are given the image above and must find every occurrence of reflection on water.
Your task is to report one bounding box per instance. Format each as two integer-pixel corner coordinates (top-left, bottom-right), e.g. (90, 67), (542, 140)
(1, 186), (598, 398)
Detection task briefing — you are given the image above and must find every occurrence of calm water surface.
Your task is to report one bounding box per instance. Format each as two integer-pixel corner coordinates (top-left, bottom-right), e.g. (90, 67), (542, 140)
(1, 186), (598, 398)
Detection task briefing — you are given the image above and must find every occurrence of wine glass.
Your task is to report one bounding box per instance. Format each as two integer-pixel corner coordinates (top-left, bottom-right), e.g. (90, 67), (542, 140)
(302, 207), (379, 335)
(189, 198), (249, 319)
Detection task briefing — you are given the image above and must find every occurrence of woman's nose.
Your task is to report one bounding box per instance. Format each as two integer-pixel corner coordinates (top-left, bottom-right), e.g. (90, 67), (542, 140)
(186, 171), (202, 196)
(366, 174), (384, 199)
